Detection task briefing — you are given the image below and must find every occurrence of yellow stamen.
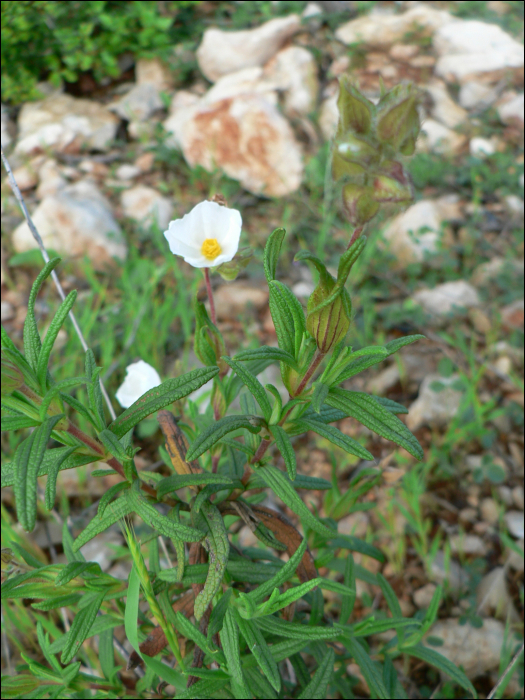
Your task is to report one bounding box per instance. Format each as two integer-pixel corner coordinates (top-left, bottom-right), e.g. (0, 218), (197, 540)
(201, 238), (222, 261)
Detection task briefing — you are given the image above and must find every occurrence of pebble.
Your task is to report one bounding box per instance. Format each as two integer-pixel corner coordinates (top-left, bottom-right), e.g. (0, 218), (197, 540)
(477, 567), (520, 622)
(512, 486), (524, 510)
(450, 534), (487, 556)
(480, 498), (499, 525)
(504, 511), (524, 539)
(430, 551), (469, 592)
(498, 486), (513, 506)
(413, 583), (437, 609)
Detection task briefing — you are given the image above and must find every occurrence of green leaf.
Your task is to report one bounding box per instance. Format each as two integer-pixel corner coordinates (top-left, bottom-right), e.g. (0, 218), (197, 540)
(249, 472), (332, 491)
(268, 282), (296, 356)
(108, 366), (219, 439)
(269, 424), (297, 480)
(294, 416), (373, 460)
(344, 638), (389, 698)
(72, 498), (132, 551)
(326, 388), (423, 460)
(256, 466), (336, 539)
(234, 609), (281, 692)
(403, 643), (476, 697)
(330, 536), (385, 562)
(310, 382), (329, 414)
(61, 590), (105, 664)
(97, 481), (130, 518)
(384, 335), (425, 356)
(36, 290), (77, 389)
(373, 396), (408, 414)
(23, 257), (61, 371)
(2, 446), (94, 489)
(127, 483), (205, 543)
(234, 346), (298, 371)
(248, 538), (308, 605)
(157, 472), (235, 499)
(60, 390), (101, 428)
(14, 415), (63, 531)
(55, 561), (101, 586)
(97, 428), (129, 463)
(334, 353), (390, 383)
(194, 501), (229, 621)
(45, 446), (77, 510)
(337, 236), (367, 285)
(222, 609), (250, 699)
(39, 376), (87, 421)
(223, 357), (273, 422)
(298, 648), (335, 699)
(258, 616), (339, 641)
(340, 554), (356, 625)
(264, 227), (286, 283)
(185, 415), (262, 462)
(1, 415), (40, 431)
(377, 573), (404, 644)
(271, 281), (306, 358)
(207, 588), (233, 641)
(85, 349), (106, 430)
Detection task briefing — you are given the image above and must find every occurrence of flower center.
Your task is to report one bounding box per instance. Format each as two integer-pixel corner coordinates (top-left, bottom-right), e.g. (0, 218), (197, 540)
(201, 238), (222, 261)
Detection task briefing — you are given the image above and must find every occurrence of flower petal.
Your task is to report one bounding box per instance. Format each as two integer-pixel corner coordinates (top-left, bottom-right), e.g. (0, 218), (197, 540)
(115, 360), (162, 409)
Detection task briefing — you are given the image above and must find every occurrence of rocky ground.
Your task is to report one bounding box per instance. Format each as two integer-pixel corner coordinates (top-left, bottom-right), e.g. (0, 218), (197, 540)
(1, 1), (524, 696)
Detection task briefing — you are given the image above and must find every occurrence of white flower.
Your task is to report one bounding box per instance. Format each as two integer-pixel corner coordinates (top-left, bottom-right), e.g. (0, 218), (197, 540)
(163, 200), (242, 268)
(115, 360), (162, 409)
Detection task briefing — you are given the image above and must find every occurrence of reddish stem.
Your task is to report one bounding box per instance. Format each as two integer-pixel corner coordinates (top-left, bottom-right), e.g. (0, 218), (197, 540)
(204, 267), (217, 326)
(292, 349), (324, 398)
(346, 225), (363, 250)
(250, 438), (272, 466)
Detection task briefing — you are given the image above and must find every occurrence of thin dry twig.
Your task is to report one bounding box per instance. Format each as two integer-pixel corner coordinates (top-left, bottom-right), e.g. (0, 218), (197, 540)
(1, 147), (117, 421)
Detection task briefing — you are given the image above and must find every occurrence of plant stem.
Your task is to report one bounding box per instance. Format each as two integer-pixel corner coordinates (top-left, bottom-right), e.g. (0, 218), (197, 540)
(250, 438), (272, 465)
(346, 225), (364, 250)
(293, 349), (324, 398)
(204, 267), (217, 326)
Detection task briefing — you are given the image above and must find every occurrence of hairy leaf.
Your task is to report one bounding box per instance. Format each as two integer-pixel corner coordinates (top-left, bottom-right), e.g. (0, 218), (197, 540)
(223, 357), (273, 422)
(157, 472), (234, 499)
(194, 501), (230, 621)
(264, 227), (286, 284)
(234, 346), (298, 371)
(298, 648), (335, 699)
(185, 415), (262, 462)
(295, 416), (373, 460)
(61, 590), (105, 664)
(269, 424), (297, 481)
(234, 609), (281, 692)
(36, 290), (77, 389)
(23, 257), (61, 371)
(72, 498), (132, 551)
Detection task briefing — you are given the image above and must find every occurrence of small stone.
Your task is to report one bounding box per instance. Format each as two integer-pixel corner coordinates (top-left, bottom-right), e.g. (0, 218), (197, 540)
(469, 308), (492, 334)
(472, 256), (524, 287)
(108, 83), (164, 123)
(291, 281), (315, 298)
(35, 159), (66, 199)
(413, 583), (437, 609)
(497, 92), (524, 127)
(512, 486), (524, 511)
(505, 538), (524, 572)
(477, 567), (520, 622)
(459, 81), (496, 109)
(426, 80), (468, 128)
(197, 15), (301, 82)
(1, 300), (15, 322)
(338, 511), (369, 539)
(504, 195), (524, 222)
(120, 185), (173, 231)
(11, 155), (45, 190)
(493, 355), (512, 375)
(480, 498), (499, 525)
(498, 486), (513, 506)
(134, 152), (155, 173)
(418, 118), (466, 155)
(214, 283), (269, 321)
(318, 92), (339, 141)
(263, 46), (319, 117)
(135, 57), (174, 91)
(426, 618), (505, 679)
(412, 280), (480, 321)
(115, 164), (141, 180)
(430, 550), (469, 592)
(504, 511), (524, 539)
(470, 137), (496, 157)
(390, 43), (419, 61)
(450, 534), (487, 556)
(501, 298), (524, 330)
(366, 364), (400, 395)
(407, 374), (464, 431)
(459, 507), (478, 524)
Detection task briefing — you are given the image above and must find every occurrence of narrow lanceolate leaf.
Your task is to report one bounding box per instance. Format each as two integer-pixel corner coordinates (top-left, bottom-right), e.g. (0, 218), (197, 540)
(345, 638), (389, 699)
(373, 396), (408, 414)
(298, 648), (335, 699)
(310, 382), (329, 414)
(36, 290), (77, 389)
(234, 346), (299, 371)
(2, 447), (95, 490)
(14, 415), (63, 532)
(268, 282), (296, 356)
(326, 388), (424, 460)
(223, 357), (273, 422)
(72, 498), (132, 551)
(55, 561), (101, 586)
(61, 590), (105, 664)
(269, 425), (296, 481)
(222, 609), (250, 699)
(248, 472), (332, 491)
(98, 429), (129, 463)
(45, 446), (77, 511)
(404, 644), (476, 698)
(271, 281), (306, 357)
(384, 334), (425, 356)
(234, 609), (281, 693)
(256, 466), (336, 539)
(257, 616), (339, 641)
(264, 227), (286, 283)
(248, 538), (308, 605)
(185, 415), (262, 462)
(1, 415), (40, 431)
(23, 257), (61, 371)
(157, 472), (234, 499)
(194, 501), (230, 621)
(39, 376), (87, 421)
(127, 485), (205, 543)
(334, 353), (390, 384)
(295, 416), (373, 460)
(108, 366), (219, 439)
(85, 349), (106, 430)
(97, 482), (130, 518)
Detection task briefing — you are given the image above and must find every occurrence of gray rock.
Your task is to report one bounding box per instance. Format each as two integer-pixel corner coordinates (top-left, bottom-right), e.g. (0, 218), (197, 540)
(412, 280), (480, 323)
(135, 57), (174, 91)
(120, 185), (173, 230)
(504, 511), (524, 539)
(497, 92), (524, 127)
(426, 81), (468, 128)
(263, 46), (319, 117)
(477, 567), (520, 622)
(335, 5), (452, 47)
(12, 179), (126, 268)
(470, 137), (496, 157)
(450, 534), (487, 556)
(413, 583), (437, 609)
(15, 94), (119, 155)
(197, 15), (301, 82)
(407, 374), (464, 431)
(418, 118), (466, 155)
(459, 81), (497, 110)
(1, 103), (15, 149)
(434, 20), (524, 83)
(480, 498), (500, 525)
(430, 550), (469, 592)
(426, 618), (505, 678)
(109, 83), (164, 122)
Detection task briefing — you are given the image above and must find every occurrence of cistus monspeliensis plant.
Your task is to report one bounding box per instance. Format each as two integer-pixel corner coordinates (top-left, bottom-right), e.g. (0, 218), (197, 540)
(1, 79), (476, 700)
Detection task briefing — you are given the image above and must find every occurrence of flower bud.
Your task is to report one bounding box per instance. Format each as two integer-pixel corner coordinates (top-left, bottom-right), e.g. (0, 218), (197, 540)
(306, 278), (351, 355)
(331, 151), (366, 185)
(336, 134), (380, 168)
(376, 83), (421, 154)
(337, 77), (375, 136)
(215, 247), (253, 281)
(373, 160), (414, 204)
(1, 352), (24, 396)
(342, 184), (380, 227)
